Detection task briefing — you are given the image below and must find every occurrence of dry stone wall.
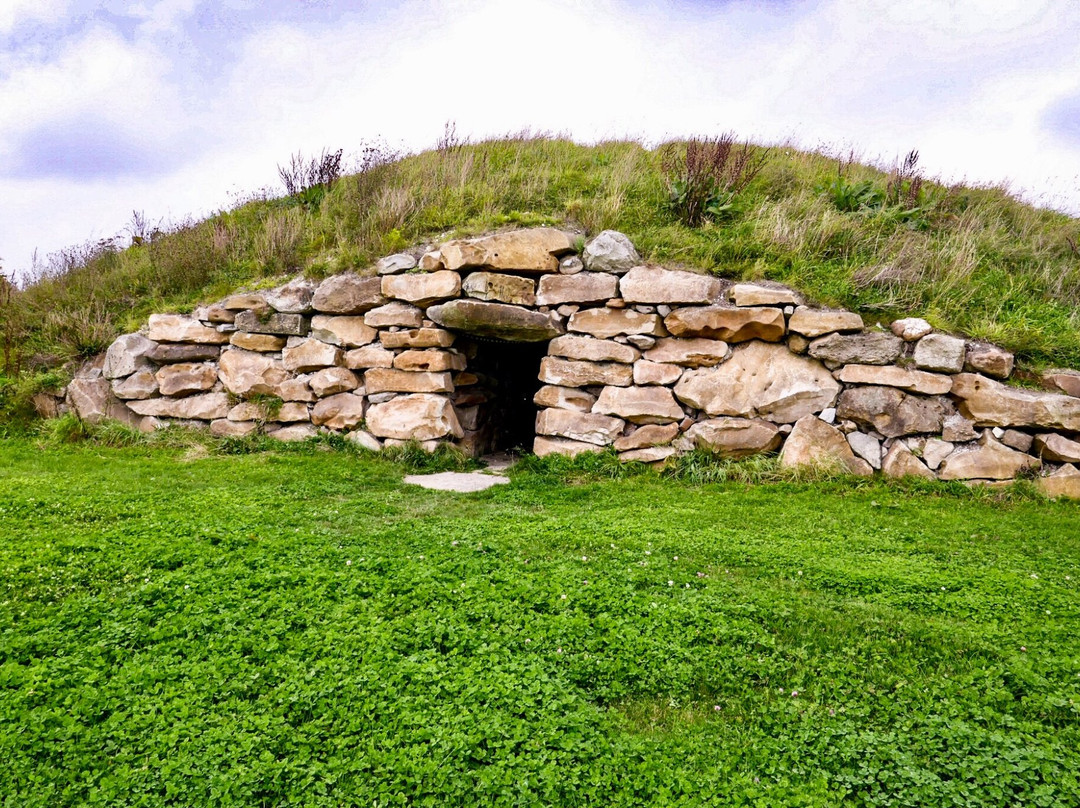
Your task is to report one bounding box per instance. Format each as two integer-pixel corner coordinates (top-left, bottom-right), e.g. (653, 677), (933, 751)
(65, 226), (1080, 498)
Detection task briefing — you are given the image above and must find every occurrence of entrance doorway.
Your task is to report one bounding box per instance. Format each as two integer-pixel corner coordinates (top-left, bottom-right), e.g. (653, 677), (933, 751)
(456, 338), (547, 455)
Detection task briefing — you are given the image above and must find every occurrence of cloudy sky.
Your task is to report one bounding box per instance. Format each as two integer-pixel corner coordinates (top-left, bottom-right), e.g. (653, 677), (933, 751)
(1, 0), (1078, 281)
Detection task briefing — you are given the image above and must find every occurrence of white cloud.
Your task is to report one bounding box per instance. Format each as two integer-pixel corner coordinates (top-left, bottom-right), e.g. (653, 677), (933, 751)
(0, 0), (71, 34)
(2, 0), (1080, 277)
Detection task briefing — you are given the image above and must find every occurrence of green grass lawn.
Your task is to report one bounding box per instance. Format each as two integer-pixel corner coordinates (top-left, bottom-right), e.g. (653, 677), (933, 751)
(1, 440), (1079, 806)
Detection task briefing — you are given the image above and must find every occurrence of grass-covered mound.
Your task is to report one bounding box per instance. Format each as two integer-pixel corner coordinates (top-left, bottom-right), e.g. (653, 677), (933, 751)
(1, 439), (1078, 806)
(4, 135), (1080, 386)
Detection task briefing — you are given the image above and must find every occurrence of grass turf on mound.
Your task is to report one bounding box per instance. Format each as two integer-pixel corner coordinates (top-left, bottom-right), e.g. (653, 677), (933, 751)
(6, 136), (1080, 377)
(1, 439), (1078, 806)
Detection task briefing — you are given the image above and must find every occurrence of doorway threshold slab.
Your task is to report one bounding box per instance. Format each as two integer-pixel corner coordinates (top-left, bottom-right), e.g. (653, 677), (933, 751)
(403, 471), (511, 493)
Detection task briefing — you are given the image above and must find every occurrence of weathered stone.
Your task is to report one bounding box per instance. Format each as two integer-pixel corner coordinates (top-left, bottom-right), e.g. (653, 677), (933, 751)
(913, 333), (966, 373)
(309, 315), (377, 348)
(364, 369), (453, 394)
(268, 424), (318, 442)
(439, 228), (572, 272)
(366, 394), (464, 441)
(309, 367), (360, 397)
(787, 334), (809, 354)
(533, 436), (602, 457)
(633, 360), (683, 386)
(309, 273), (385, 314)
(393, 350), (466, 372)
(548, 335), (638, 364)
(155, 363), (217, 397)
(197, 304), (234, 324)
(210, 419), (258, 438)
(938, 434), (1041, 481)
(346, 430), (382, 451)
(846, 431), (882, 469)
(222, 293), (266, 310)
(427, 300), (562, 341)
(218, 350), (290, 397)
(66, 378), (138, 426)
(280, 405), (313, 424)
(1036, 464), (1080, 499)
(228, 401), (273, 421)
(537, 272), (618, 306)
(346, 345), (396, 369)
(104, 333), (156, 379)
(890, 318), (933, 341)
(619, 446), (678, 463)
(665, 305), (784, 343)
(559, 256), (584, 275)
(922, 438), (954, 470)
(686, 417), (782, 458)
(229, 332), (286, 352)
(380, 328), (456, 349)
(674, 341), (839, 422)
(619, 267), (727, 305)
(567, 308), (665, 339)
(381, 271), (460, 306)
(614, 423), (680, 452)
(233, 310), (309, 336)
(625, 335), (657, 350)
(999, 429), (1033, 453)
(881, 443), (935, 480)
(582, 230), (640, 274)
(729, 283), (800, 307)
(952, 373), (1080, 431)
(364, 302), (424, 328)
(127, 392), (231, 420)
(111, 370), (159, 400)
(592, 385), (684, 424)
(965, 342), (1014, 379)
(943, 413), (980, 442)
(282, 339), (343, 373)
(1042, 370), (1080, 398)
(788, 307), (863, 338)
(1033, 433), (1080, 463)
(266, 277), (316, 313)
(533, 385), (597, 412)
(462, 272), (537, 305)
(779, 415), (873, 476)
(311, 393), (366, 430)
(147, 314), (229, 344)
(538, 357), (633, 388)
(834, 364), (953, 395)
(418, 251), (443, 270)
(836, 386), (948, 438)
(376, 253), (417, 275)
(277, 377), (315, 402)
(535, 408), (624, 446)
(809, 332), (902, 366)
(642, 337), (731, 368)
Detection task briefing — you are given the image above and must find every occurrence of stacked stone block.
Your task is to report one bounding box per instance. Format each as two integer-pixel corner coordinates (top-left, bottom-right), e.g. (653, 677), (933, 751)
(66, 226), (1080, 499)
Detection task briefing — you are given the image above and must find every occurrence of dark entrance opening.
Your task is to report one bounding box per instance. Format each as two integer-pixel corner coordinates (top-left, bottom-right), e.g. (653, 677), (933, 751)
(458, 338), (547, 455)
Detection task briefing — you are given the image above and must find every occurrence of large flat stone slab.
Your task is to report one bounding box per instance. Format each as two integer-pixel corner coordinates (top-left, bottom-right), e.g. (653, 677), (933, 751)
(664, 305), (784, 343)
(674, 340), (839, 422)
(403, 471), (510, 493)
(619, 267), (727, 305)
(952, 373), (1080, 431)
(439, 228), (572, 272)
(427, 300), (563, 341)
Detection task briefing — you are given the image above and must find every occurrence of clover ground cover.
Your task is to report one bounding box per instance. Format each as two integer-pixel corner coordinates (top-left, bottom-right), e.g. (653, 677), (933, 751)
(1, 441), (1078, 806)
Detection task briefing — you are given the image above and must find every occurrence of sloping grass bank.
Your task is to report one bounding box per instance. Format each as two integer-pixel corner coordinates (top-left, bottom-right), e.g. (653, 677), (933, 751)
(1, 440), (1077, 806)
(5, 135), (1080, 380)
